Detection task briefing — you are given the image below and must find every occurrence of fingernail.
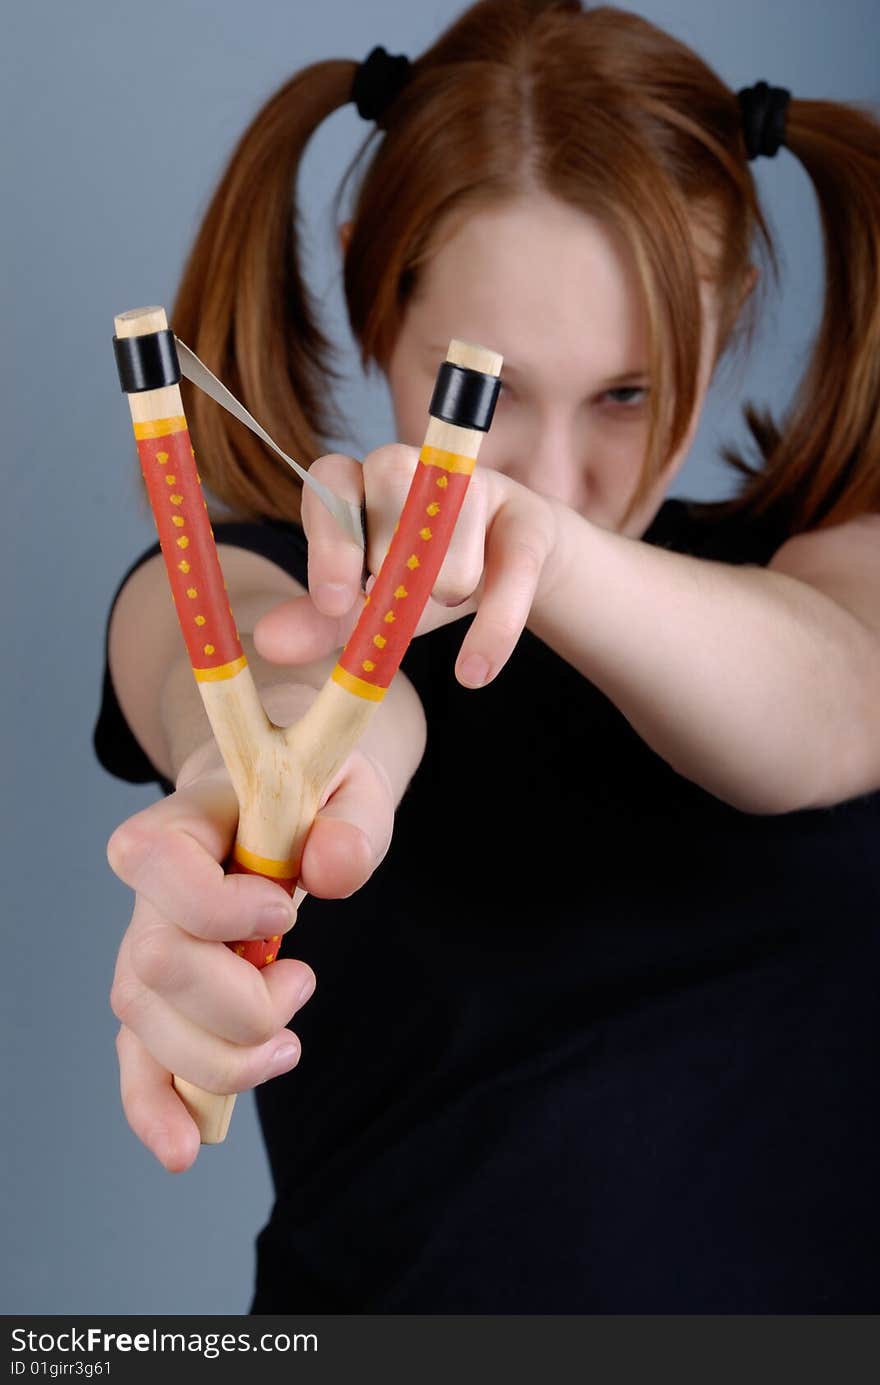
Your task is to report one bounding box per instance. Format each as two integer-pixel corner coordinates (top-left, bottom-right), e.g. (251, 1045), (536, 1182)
(458, 655), (490, 688)
(267, 1040), (300, 1077)
(314, 582), (356, 615)
(261, 903), (295, 934)
(297, 973), (316, 1007)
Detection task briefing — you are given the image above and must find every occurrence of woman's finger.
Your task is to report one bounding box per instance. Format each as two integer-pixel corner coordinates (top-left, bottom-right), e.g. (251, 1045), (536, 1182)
(106, 774), (297, 943)
(361, 444), (420, 577)
(115, 1024), (202, 1173)
(303, 454), (367, 615)
(299, 751), (395, 899)
(252, 592), (361, 666)
(118, 898), (315, 1044)
(454, 494), (555, 687)
(111, 966), (304, 1098)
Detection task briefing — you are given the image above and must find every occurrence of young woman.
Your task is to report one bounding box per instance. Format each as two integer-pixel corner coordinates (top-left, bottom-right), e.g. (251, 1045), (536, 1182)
(94, 0), (880, 1311)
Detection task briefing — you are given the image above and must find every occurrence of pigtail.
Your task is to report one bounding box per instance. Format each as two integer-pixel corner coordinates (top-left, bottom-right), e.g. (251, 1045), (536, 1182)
(171, 60), (357, 522)
(724, 99), (880, 533)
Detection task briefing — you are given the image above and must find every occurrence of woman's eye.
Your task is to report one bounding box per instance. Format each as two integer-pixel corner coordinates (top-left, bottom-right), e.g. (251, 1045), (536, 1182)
(602, 386), (648, 407)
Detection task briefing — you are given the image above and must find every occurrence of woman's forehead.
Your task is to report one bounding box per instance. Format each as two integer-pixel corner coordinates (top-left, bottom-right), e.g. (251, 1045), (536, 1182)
(406, 196), (650, 372)
(401, 194), (723, 385)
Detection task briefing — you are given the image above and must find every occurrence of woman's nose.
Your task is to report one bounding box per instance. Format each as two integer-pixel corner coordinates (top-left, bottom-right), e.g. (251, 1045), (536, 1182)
(514, 416), (588, 509)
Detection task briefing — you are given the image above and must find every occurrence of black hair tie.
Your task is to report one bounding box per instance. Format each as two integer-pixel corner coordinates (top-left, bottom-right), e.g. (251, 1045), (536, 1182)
(737, 80), (791, 160)
(352, 45), (412, 123)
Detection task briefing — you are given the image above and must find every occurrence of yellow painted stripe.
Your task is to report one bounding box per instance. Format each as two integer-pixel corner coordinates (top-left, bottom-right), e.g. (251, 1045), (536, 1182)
(331, 663), (388, 703)
(193, 655), (248, 683)
(133, 415), (188, 440)
(419, 445), (476, 476)
(233, 843), (300, 879)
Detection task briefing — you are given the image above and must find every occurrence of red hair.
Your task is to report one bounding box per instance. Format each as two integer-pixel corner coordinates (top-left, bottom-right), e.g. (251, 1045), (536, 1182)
(170, 0), (880, 534)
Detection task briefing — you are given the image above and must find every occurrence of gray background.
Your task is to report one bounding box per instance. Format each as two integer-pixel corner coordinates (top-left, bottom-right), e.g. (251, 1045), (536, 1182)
(2, 0), (876, 1315)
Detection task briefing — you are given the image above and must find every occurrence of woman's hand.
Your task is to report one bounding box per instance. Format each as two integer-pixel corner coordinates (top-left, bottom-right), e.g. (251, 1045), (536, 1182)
(106, 688), (395, 1173)
(253, 448), (563, 688)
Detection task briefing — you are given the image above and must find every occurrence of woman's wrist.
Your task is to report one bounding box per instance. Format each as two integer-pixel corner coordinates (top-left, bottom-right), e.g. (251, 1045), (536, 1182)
(530, 493), (574, 615)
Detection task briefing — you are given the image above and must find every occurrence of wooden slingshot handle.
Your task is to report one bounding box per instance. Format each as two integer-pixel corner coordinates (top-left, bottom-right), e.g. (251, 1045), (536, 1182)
(113, 306), (502, 1145)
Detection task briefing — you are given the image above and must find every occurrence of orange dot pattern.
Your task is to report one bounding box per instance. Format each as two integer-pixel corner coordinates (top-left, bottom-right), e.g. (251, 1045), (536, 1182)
(228, 933), (283, 969)
(133, 419), (244, 674)
(336, 446), (474, 696)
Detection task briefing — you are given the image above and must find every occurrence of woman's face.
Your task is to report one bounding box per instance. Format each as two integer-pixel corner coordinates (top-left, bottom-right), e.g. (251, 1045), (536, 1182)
(386, 193), (723, 538)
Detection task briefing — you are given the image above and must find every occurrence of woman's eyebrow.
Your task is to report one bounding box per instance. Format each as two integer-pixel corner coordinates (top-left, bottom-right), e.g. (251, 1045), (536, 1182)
(596, 369), (651, 386)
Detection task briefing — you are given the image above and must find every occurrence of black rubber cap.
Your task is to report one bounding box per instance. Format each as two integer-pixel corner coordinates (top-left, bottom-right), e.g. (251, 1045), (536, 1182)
(113, 329), (181, 394)
(429, 363), (500, 432)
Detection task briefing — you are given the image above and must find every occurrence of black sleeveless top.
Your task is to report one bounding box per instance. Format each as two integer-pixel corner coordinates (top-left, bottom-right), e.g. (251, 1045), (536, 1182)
(93, 499), (880, 1312)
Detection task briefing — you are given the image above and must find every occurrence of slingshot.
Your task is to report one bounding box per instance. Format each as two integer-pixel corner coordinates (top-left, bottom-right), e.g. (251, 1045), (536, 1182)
(113, 306), (501, 1143)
